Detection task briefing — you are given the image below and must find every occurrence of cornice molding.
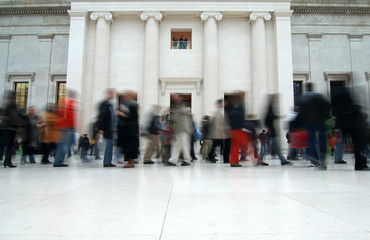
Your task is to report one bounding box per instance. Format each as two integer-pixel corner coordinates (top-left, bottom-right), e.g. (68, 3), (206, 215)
(200, 12), (223, 21)
(90, 11), (113, 22)
(7, 72), (36, 82)
(307, 33), (323, 40)
(50, 73), (67, 82)
(292, 8), (370, 15)
(293, 72), (310, 81)
(249, 12), (272, 22)
(0, 7), (69, 15)
(324, 71), (352, 81)
(140, 11), (163, 22)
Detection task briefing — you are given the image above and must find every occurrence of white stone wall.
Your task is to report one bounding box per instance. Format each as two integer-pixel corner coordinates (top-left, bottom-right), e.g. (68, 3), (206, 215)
(291, 13), (370, 114)
(0, 14), (69, 111)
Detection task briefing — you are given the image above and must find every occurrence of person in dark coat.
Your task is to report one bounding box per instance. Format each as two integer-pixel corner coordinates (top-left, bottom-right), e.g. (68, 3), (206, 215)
(331, 86), (369, 171)
(261, 95), (292, 166)
(97, 89), (117, 167)
(299, 82), (331, 169)
(117, 90), (139, 168)
(2, 91), (27, 168)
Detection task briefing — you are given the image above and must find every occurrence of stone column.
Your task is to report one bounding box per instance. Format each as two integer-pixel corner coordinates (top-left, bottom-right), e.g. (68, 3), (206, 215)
(348, 35), (368, 114)
(66, 10), (89, 131)
(201, 12), (222, 116)
(90, 12), (113, 106)
(140, 11), (162, 122)
(0, 35), (11, 108)
(36, 34), (54, 106)
(249, 12), (271, 118)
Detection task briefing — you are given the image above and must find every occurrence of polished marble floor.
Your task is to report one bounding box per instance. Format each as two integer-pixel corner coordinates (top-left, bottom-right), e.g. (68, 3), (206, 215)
(1, 152), (370, 240)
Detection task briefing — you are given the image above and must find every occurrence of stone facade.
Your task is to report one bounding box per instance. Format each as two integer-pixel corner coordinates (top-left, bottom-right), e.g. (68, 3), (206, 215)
(0, 0), (369, 140)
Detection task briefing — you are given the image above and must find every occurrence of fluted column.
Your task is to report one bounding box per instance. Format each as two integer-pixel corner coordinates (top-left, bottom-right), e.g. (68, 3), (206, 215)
(201, 11), (222, 116)
(249, 12), (271, 118)
(140, 12), (162, 121)
(90, 11), (113, 107)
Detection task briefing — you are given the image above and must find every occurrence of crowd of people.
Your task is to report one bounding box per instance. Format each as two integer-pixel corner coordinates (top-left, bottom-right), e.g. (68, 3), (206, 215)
(1, 83), (369, 171)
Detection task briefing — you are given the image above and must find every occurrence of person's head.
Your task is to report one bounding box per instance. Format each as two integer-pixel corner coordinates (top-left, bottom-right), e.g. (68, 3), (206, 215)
(124, 90), (136, 101)
(216, 99), (223, 108)
(28, 106), (36, 116)
(106, 88), (116, 100)
(305, 82), (314, 92)
(5, 90), (16, 104)
(171, 93), (182, 105)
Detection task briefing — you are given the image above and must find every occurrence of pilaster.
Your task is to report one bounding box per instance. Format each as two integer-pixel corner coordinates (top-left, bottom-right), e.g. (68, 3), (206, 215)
(0, 35), (11, 108)
(140, 11), (162, 123)
(36, 34), (54, 106)
(66, 10), (88, 131)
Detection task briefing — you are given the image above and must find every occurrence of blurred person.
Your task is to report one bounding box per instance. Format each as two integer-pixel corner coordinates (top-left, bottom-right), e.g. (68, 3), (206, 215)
(245, 115), (268, 166)
(299, 82), (331, 169)
(260, 95), (292, 166)
(332, 86), (369, 171)
(20, 106), (39, 164)
(333, 129), (347, 164)
(227, 92), (248, 167)
(117, 90), (139, 168)
(208, 99), (230, 163)
(166, 94), (192, 166)
(90, 119), (101, 160)
(327, 128), (342, 159)
(39, 104), (59, 164)
(53, 89), (78, 167)
(200, 115), (212, 160)
(0, 108), (4, 161)
(143, 107), (162, 164)
(80, 134), (90, 161)
(77, 135), (83, 155)
(98, 88), (117, 168)
(159, 113), (172, 163)
(258, 130), (267, 158)
(2, 91), (27, 168)
(190, 113), (199, 161)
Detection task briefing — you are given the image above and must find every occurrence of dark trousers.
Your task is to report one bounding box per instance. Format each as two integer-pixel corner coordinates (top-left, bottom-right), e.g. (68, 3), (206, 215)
(41, 142), (56, 162)
(306, 124), (327, 166)
(3, 130), (16, 164)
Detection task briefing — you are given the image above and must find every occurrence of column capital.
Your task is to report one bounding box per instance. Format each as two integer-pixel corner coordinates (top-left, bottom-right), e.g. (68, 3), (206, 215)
(200, 11), (223, 21)
(249, 12), (271, 22)
(348, 34), (363, 42)
(68, 10), (88, 19)
(90, 11), (113, 22)
(37, 34), (54, 42)
(140, 11), (163, 22)
(307, 33), (323, 41)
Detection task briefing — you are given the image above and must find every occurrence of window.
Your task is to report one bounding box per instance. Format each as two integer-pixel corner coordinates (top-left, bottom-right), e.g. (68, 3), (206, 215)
(14, 82), (29, 114)
(56, 82), (66, 106)
(293, 81), (303, 106)
(171, 29), (192, 49)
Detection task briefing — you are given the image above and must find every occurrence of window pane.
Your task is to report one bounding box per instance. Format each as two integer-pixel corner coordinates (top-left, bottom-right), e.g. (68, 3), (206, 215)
(171, 30), (192, 49)
(14, 82), (29, 114)
(57, 82), (66, 106)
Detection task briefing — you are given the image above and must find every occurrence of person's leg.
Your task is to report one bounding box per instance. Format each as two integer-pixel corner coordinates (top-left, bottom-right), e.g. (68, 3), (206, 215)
(318, 124), (327, 167)
(3, 130), (16, 166)
(169, 134), (182, 165)
(306, 125), (319, 165)
(144, 134), (155, 162)
(270, 137), (289, 164)
(230, 130), (242, 165)
(180, 132), (192, 164)
(54, 129), (69, 166)
(103, 138), (114, 166)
